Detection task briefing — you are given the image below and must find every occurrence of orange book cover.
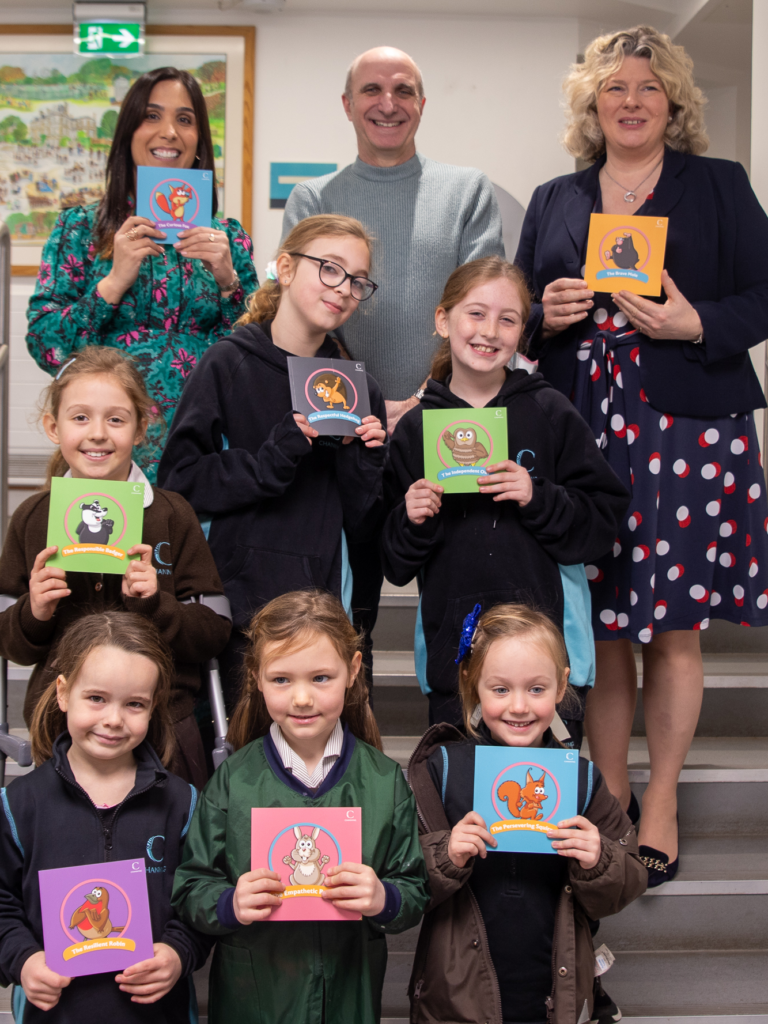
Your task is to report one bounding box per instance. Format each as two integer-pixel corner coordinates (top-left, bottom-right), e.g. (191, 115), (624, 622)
(584, 213), (668, 297)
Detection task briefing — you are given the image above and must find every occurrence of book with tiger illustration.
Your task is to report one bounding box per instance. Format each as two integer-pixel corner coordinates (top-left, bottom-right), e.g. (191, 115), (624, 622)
(287, 356), (371, 437)
(473, 747), (579, 854)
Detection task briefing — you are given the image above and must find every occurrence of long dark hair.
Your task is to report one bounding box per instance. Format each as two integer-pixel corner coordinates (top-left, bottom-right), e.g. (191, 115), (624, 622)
(95, 66), (218, 255)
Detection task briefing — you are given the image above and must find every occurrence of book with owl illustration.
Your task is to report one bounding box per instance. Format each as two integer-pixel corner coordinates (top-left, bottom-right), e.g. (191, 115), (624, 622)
(584, 213), (668, 297)
(136, 166), (213, 244)
(287, 357), (372, 436)
(473, 747), (579, 854)
(422, 407), (508, 494)
(251, 807), (363, 921)
(46, 477), (145, 575)
(39, 858), (154, 977)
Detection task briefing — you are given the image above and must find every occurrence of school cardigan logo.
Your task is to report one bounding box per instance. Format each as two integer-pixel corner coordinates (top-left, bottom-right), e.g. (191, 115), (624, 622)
(153, 542), (173, 576)
(145, 835), (166, 872)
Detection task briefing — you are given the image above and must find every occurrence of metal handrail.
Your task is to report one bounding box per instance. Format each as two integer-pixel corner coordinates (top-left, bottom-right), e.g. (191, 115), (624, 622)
(0, 222), (32, 786)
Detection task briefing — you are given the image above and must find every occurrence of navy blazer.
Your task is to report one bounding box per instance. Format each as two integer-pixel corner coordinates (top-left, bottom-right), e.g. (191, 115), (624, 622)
(515, 148), (768, 417)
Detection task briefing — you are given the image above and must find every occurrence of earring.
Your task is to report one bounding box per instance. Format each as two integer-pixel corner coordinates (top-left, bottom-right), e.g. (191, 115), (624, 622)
(668, 115), (673, 122)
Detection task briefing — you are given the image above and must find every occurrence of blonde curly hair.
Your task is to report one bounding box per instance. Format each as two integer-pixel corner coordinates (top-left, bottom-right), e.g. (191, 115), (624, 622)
(562, 25), (708, 162)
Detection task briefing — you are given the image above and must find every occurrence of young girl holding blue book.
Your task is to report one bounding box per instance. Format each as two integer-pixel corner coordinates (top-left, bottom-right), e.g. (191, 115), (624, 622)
(407, 603), (647, 1024)
(171, 589), (429, 1024)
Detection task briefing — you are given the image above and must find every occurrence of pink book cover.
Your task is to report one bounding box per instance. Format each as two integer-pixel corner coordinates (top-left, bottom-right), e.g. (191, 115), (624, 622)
(251, 807), (363, 921)
(38, 858), (155, 977)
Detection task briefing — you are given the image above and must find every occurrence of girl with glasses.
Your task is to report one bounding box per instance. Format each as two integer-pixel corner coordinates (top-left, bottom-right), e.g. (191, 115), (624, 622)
(158, 215), (386, 705)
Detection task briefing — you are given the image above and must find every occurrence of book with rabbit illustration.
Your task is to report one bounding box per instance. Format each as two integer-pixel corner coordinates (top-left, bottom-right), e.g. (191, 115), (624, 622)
(584, 213), (668, 296)
(251, 807), (363, 921)
(473, 747), (579, 854)
(422, 407), (508, 494)
(288, 356), (372, 437)
(136, 166), (213, 244)
(38, 858), (154, 977)
(46, 477), (145, 575)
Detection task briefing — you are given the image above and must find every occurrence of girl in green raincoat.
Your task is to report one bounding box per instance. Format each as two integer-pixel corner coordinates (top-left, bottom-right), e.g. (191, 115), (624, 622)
(172, 590), (429, 1024)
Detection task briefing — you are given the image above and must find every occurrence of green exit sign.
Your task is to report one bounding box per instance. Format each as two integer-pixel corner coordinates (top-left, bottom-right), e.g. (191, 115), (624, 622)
(76, 22), (142, 55)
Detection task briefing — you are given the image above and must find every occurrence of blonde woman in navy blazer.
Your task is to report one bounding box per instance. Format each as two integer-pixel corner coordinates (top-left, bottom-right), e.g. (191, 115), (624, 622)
(516, 25), (768, 887)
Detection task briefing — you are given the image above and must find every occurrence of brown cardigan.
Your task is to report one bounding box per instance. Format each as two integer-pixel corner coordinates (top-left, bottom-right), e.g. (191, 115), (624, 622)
(0, 485), (231, 724)
(407, 724), (648, 1024)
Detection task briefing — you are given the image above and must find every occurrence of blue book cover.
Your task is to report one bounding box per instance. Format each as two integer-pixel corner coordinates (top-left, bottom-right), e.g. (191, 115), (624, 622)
(136, 166), (213, 244)
(473, 747), (579, 854)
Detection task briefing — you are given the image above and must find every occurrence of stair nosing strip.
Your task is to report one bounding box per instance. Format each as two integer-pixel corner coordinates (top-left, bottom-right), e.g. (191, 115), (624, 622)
(641, 879), (768, 896)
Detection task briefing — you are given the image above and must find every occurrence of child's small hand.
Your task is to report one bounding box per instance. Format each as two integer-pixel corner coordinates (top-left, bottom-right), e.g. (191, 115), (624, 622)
(115, 942), (182, 1003)
(122, 544), (158, 599)
(547, 815), (602, 870)
(448, 810), (496, 868)
(344, 415), (386, 447)
(293, 413), (318, 445)
(322, 862), (386, 916)
(477, 461), (533, 505)
(405, 478), (443, 524)
(29, 546), (70, 621)
(233, 868), (285, 923)
(20, 950), (71, 1010)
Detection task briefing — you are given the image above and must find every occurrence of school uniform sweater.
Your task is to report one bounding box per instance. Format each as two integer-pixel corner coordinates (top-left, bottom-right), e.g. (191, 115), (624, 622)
(157, 320), (388, 629)
(171, 726), (430, 1024)
(0, 468), (231, 724)
(0, 733), (211, 1024)
(381, 372), (629, 695)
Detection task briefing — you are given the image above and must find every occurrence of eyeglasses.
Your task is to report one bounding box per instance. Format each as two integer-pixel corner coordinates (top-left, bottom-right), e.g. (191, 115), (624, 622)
(288, 253), (378, 302)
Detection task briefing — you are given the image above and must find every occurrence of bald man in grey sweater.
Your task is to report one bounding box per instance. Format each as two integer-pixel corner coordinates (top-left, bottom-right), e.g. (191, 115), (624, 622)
(282, 46), (504, 435)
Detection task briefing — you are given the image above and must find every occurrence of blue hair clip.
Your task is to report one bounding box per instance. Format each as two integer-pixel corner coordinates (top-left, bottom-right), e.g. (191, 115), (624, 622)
(455, 603), (482, 664)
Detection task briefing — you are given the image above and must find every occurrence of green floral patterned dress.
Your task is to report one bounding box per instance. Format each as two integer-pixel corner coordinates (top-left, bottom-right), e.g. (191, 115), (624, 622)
(26, 202), (258, 481)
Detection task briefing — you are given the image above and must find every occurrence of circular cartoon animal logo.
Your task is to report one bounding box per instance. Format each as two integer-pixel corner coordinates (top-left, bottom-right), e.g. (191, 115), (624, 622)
(306, 370), (359, 416)
(437, 419), (494, 479)
(58, 878), (135, 962)
(149, 178), (200, 225)
(62, 490), (129, 553)
(597, 226), (652, 283)
(490, 761), (562, 830)
(267, 823), (343, 898)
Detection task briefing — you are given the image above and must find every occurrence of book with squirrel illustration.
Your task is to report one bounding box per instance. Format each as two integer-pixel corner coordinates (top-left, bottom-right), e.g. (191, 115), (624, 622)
(422, 407), (508, 495)
(473, 747), (579, 854)
(136, 166), (213, 245)
(45, 477), (145, 575)
(251, 807), (363, 921)
(38, 859), (154, 977)
(287, 356), (372, 437)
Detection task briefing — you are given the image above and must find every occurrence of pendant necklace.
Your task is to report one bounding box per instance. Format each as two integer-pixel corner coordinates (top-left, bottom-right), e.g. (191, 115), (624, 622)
(602, 155), (664, 204)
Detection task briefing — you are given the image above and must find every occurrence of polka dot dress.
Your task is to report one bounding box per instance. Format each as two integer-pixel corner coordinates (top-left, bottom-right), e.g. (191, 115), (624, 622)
(572, 295), (768, 643)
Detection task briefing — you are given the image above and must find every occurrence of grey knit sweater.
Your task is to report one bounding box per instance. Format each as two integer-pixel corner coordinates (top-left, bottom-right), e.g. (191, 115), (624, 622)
(282, 153), (504, 400)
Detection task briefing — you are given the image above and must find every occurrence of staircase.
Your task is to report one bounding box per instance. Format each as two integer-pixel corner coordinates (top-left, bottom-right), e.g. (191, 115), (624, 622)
(2, 584), (766, 1023)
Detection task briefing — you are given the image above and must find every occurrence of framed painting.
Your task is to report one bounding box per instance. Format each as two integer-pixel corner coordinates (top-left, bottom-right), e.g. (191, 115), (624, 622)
(0, 24), (254, 274)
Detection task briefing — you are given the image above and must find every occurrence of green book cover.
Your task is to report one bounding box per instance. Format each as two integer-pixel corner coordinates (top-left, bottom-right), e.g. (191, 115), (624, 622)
(422, 408), (508, 494)
(46, 478), (146, 575)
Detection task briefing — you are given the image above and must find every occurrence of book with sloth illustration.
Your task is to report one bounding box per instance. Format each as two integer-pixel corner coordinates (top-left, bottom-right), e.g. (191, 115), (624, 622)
(251, 807), (362, 921)
(38, 859), (154, 977)
(287, 357), (372, 437)
(473, 747), (578, 854)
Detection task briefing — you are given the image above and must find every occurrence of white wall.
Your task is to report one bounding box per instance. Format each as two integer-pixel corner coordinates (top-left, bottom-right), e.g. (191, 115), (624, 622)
(249, 13), (578, 276)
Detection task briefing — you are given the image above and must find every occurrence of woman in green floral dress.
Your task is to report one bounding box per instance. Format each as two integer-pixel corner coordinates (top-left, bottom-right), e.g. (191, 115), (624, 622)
(26, 66), (258, 481)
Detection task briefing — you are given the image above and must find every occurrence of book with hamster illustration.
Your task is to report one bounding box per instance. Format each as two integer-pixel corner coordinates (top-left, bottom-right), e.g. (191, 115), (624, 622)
(251, 807), (362, 921)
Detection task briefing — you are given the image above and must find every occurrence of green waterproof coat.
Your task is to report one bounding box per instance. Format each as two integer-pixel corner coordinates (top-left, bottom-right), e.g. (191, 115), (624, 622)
(172, 731), (430, 1024)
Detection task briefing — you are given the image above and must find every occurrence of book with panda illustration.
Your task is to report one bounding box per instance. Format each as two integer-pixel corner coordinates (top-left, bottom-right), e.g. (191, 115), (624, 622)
(46, 478), (145, 575)
(287, 356), (372, 437)
(251, 807), (363, 921)
(136, 166), (213, 245)
(584, 213), (668, 297)
(473, 746), (579, 854)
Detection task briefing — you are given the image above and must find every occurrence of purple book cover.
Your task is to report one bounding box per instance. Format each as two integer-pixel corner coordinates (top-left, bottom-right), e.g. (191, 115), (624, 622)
(39, 859), (154, 977)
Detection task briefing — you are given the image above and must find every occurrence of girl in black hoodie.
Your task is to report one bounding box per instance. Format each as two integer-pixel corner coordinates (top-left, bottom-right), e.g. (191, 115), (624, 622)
(382, 257), (629, 727)
(158, 215), (387, 701)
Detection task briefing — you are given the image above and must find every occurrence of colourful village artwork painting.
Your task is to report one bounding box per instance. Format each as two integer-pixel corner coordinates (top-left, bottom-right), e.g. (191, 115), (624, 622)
(0, 53), (227, 245)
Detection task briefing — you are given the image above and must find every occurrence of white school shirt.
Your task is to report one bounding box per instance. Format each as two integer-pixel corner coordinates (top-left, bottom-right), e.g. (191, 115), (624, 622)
(269, 720), (344, 789)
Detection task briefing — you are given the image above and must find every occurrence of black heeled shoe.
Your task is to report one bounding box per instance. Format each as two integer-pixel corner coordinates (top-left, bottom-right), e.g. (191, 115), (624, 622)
(638, 814), (679, 888)
(625, 792), (640, 826)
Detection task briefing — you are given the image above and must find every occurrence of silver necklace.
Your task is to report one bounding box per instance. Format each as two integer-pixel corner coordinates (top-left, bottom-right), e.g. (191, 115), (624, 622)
(602, 156), (664, 204)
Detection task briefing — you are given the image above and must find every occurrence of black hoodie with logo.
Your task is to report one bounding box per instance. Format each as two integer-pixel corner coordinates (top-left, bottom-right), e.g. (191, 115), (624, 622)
(381, 371), (629, 696)
(158, 321), (387, 629)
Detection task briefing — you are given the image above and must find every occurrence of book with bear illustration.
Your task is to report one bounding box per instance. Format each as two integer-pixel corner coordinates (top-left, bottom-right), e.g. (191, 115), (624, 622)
(584, 213), (669, 297)
(136, 166), (213, 245)
(251, 807), (363, 921)
(422, 407), (508, 494)
(46, 477), (145, 575)
(473, 747), (579, 854)
(38, 858), (154, 977)
(287, 356), (372, 437)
